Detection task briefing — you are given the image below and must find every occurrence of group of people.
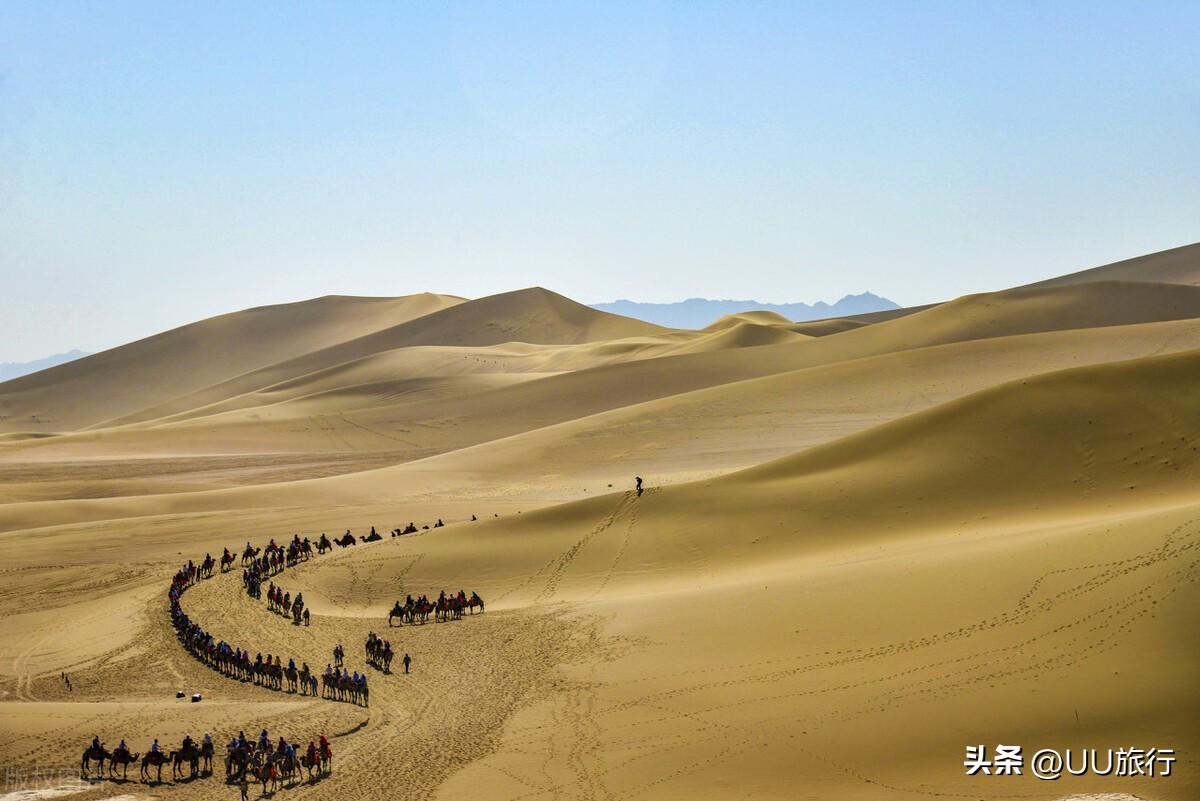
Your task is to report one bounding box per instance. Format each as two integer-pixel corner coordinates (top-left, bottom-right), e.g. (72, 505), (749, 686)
(226, 728), (333, 795)
(388, 589), (484, 626)
(83, 728), (332, 790)
(82, 731), (215, 782)
(265, 582), (309, 625)
(363, 632), (411, 673)
(170, 540), (363, 704)
(319, 657), (371, 705)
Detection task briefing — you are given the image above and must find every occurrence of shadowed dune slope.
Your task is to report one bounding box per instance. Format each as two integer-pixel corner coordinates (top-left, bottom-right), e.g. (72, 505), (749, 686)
(0, 293), (464, 432)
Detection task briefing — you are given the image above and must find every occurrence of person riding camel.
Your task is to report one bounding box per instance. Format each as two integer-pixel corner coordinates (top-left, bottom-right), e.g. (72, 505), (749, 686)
(182, 734), (193, 753)
(259, 729), (269, 750)
(116, 739), (128, 757)
(150, 738), (161, 754)
(307, 740), (318, 764)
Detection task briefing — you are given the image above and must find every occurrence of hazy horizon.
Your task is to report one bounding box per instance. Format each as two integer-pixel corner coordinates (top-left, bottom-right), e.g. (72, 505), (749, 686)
(4, 2), (1198, 361)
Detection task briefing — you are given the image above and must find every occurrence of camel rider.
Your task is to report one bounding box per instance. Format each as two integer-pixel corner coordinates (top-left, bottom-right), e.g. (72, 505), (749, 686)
(259, 729), (269, 750)
(285, 740), (296, 759)
(150, 738), (161, 754)
(91, 735), (102, 752)
(295, 592), (303, 607)
(307, 741), (318, 764)
(324, 663), (333, 676)
(288, 658), (295, 672)
(182, 734), (193, 752)
(116, 739), (128, 756)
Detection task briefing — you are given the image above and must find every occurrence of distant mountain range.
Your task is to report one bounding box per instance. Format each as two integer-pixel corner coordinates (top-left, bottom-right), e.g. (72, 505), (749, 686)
(591, 292), (900, 329)
(0, 349), (92, 383)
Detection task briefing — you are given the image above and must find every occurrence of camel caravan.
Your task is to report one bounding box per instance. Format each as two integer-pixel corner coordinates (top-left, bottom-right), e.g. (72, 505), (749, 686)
(82, 729), (332, 790)
(170, 541), (366, 706)
(389, 589), (484, 625)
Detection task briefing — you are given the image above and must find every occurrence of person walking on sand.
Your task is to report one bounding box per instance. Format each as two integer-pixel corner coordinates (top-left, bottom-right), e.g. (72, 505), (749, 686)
(238, 768), (249, 800)
(635, 476), (643, 496)
(403, 653), (411, 674)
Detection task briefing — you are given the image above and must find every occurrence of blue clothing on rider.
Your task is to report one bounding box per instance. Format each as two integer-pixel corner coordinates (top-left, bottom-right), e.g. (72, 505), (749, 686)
(151, 739), (160, 753)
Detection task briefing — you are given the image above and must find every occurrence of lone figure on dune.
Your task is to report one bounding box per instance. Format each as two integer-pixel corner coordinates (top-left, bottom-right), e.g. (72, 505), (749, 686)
(635, 476), (643, 496)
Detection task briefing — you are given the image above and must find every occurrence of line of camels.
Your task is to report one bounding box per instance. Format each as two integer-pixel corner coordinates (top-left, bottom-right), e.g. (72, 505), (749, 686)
(76, 518), (483, 788)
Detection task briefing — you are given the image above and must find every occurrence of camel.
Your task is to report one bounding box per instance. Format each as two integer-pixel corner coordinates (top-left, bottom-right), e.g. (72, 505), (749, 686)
(172, 742), (200, 779)
(107, 749), (140, 780)
(81, 745), (110, 777)
(141, 750), (169, 783)
(226, 744), (253, 778)
(468, 592), (485, 614)
(334, 532), (356, 548)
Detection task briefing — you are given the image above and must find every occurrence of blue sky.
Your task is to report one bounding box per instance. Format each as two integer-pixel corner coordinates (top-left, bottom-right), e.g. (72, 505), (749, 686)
(2, 1), (1197, 360)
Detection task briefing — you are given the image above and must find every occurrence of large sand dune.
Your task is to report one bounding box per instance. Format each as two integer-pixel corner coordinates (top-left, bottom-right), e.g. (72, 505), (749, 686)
(0, 246), (1197, 801)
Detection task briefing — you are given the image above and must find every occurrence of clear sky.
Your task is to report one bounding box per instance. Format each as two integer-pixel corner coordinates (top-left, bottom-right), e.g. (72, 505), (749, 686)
(2, 1), (1197, 361)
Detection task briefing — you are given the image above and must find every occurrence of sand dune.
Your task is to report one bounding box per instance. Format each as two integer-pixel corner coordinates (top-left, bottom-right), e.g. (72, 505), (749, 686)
(703, 310), (796, 329)
(812, 239), (1200, 327)
(785, 317), (869, 336)
(1, 249), (1198, 800)
(1025, 241), (1200, 288)
(0, 293), (463, 433)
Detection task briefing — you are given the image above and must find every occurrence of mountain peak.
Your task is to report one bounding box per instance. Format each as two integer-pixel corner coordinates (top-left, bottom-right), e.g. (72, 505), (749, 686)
(591, 293), (900, 329)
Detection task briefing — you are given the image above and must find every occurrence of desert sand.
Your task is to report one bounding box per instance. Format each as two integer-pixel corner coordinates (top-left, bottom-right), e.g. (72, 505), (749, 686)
(1, 243), (1197, 801)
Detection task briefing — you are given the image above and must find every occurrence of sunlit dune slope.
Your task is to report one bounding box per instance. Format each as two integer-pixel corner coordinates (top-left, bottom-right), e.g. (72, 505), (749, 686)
(3, 280), (1197, 473)
(1025, 240), (1199, 288)
(702, 310), (796, 329)
(88, 287), (674, 429)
